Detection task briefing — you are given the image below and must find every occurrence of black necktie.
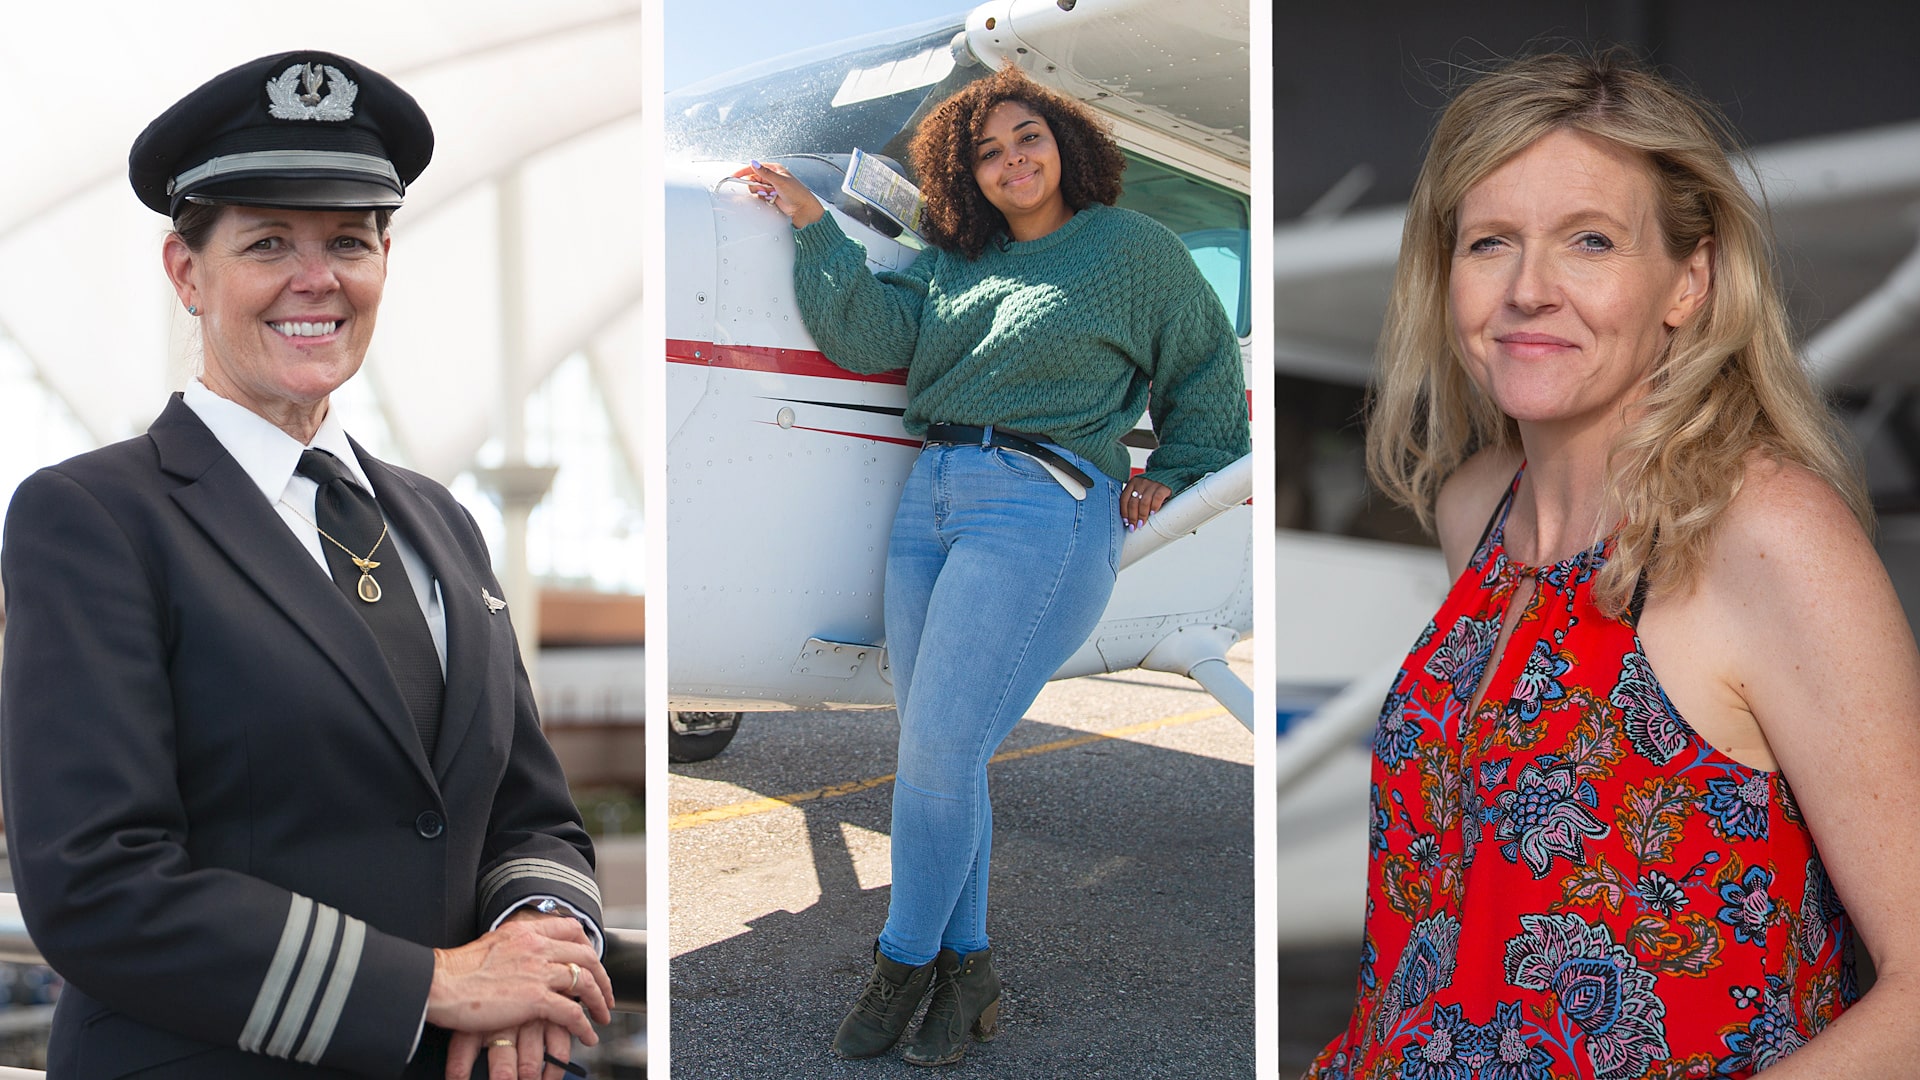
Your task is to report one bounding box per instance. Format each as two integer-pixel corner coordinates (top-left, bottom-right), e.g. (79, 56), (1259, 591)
(296, 448), (443, 757)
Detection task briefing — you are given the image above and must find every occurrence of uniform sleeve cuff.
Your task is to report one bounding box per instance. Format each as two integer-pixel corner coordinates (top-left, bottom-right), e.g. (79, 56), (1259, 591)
(492, 896), (604, 958)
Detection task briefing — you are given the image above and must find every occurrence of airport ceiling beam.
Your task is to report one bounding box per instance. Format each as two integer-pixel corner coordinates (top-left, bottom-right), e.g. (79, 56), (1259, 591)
(0, 6), (644, 245)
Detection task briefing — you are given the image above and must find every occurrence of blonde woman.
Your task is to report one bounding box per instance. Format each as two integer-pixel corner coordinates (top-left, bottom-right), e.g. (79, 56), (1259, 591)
(1312, 51), (1920, 1077)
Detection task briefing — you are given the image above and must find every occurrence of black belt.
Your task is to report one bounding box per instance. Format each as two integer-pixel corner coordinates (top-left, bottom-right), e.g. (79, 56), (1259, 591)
(922, 424), (1095, 489)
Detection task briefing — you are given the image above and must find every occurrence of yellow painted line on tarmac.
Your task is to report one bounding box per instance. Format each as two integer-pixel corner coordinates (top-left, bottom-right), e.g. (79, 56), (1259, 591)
(668, 704), (1226, 831)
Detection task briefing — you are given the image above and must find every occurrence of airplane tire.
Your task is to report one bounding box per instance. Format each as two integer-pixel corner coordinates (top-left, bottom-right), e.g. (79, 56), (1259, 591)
(668, 710), (742, 762)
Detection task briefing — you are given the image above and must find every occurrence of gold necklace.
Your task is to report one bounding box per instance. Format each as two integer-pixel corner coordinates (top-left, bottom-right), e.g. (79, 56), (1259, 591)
(280, 500), (390, 603)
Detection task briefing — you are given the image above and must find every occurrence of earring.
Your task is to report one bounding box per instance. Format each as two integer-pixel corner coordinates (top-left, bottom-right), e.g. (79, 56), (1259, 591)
(187, 305), (199, 316)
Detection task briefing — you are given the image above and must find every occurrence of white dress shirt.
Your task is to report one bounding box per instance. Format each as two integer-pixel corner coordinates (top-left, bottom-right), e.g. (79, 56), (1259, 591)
(182, 379), (448, 672)
(180, 380), (601, 1053)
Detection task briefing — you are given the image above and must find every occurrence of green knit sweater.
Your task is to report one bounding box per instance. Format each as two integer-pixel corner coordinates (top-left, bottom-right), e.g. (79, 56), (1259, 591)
(791, 204), (1249, 492)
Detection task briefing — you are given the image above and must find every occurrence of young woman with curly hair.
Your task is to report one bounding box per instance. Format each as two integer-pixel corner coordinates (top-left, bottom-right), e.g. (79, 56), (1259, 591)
(743, 64), (1248, 1067)
(906, 64), (1126, 259)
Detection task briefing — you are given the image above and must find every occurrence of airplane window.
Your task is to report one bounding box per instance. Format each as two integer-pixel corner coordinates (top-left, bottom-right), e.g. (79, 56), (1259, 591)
(1185, 229), (1251, 338)
(830, 46), (957, 108)
(1114, 154), (1252, 337)
(667, 22), (968, 163)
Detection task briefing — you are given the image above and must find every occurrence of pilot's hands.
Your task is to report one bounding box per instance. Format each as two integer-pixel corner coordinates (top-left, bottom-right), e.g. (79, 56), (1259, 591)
(465, 1018), (571, 1080)
(430, 914), (612, 1079)
(736, 160), (825, 228)
(1120, 476), (1172, 530)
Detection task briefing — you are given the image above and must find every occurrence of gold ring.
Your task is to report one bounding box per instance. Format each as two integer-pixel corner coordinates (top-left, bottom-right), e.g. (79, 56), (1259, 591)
(567, 961), (581, 993)
(489, 1039), (516, 1049)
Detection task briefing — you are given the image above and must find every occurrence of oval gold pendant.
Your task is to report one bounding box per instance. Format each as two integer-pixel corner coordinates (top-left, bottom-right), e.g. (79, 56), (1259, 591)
(357, 573), (382, 603)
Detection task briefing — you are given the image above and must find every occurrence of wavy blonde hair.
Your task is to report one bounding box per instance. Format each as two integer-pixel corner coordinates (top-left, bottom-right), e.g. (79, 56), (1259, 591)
(1366, 48), (1869, 614)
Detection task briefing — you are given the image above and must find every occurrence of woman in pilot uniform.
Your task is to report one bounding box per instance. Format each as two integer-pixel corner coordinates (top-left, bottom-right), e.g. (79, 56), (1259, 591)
(1, 52), (611, 1079)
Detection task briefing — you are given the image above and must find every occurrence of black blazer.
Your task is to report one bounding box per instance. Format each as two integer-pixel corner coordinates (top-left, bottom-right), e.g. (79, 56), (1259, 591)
(0, 396), (601, 1078)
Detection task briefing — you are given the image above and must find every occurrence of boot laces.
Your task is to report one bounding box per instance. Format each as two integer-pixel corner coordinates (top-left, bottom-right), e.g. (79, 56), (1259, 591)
(855, 970), (909, 1018)
(920, 971), (961, 1030)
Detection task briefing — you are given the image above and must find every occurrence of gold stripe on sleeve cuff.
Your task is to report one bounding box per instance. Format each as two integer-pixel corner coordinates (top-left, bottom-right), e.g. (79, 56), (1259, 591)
(477, 858), (602, 912)
(267, 903), (339, 1058)
(296, 915), (366, 1064)
(241, 894), (314, 1054)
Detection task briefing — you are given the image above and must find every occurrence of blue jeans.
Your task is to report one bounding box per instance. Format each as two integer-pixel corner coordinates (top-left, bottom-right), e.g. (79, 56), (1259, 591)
(875, 437), (1122, 966)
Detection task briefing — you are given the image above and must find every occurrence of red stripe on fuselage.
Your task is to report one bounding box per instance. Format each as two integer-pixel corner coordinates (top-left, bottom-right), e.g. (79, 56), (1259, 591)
(666, 338), (908, 385)
(671, 338), (1247, 498)
(757, 421), (923, 448)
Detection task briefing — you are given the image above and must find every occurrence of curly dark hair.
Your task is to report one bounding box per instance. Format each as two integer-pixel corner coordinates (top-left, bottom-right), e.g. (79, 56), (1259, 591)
(908, 64), (1125, 259)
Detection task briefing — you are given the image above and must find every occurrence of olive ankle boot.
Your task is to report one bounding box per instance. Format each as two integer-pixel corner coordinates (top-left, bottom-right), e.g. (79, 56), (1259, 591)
(832, 945), (937, 1059)
(903, 947), (1001, 1067)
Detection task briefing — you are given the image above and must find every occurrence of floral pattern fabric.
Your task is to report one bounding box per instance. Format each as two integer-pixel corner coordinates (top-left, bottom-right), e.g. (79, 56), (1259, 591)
(1309, 470), (1855, 1080)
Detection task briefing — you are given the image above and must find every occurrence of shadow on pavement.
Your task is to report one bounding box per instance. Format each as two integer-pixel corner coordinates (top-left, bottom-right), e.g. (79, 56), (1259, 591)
(671, 712), (1252, 1079)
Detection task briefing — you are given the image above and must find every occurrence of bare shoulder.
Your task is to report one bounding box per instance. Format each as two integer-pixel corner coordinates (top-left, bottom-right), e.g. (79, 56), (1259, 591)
(1701, 454), (1905, 725)
(1702, 458), (1920, 992)
(1707, 455), (1876, 602)
(1435, 445), (1524, 577)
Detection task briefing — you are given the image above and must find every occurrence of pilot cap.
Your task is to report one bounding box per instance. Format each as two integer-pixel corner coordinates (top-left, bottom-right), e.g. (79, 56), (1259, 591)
(129, 50), (433, 217)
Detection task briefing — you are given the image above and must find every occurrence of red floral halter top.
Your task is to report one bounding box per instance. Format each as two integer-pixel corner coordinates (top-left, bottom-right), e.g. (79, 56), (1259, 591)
(1308, 468), (1856, 1080)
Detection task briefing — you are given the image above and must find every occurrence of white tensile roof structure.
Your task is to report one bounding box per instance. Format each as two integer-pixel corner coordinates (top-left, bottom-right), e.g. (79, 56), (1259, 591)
(0, 1), (648, 597)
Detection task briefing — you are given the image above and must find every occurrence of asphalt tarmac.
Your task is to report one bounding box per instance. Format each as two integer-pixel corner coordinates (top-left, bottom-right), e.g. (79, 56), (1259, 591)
(667, 648), (1255, 1078)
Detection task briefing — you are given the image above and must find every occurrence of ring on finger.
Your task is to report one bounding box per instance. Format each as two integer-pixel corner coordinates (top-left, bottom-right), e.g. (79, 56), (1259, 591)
(567, 961), (581, 994)
(1129, 491), (1143, 498)
(489, 1038), (515, 1049)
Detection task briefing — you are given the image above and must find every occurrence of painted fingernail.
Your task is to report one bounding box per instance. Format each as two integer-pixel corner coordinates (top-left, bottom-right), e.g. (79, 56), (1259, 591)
(750, 159), (764, 169)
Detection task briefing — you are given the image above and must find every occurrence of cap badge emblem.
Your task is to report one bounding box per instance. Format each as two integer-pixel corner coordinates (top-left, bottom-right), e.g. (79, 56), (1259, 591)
(266, 63), (358, 122)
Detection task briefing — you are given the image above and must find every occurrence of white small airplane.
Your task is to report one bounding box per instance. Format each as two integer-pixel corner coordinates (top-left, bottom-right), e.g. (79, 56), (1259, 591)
(662, 0), (1255, 760)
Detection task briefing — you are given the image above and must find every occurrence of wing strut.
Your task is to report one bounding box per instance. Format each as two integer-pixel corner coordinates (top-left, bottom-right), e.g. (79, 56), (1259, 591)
(1139, 623), (1253, 730)
(1117, 453), (1252, 571)
(1275, 657), (1403, 798)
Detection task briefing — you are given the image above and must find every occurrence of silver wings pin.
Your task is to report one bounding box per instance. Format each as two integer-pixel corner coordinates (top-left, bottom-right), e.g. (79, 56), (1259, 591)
(266, 63), (358, 122)
(482, 588), (507, 614)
